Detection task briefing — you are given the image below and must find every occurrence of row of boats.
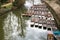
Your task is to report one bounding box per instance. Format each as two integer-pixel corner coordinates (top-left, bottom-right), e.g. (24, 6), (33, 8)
(23, 2), (59, 40)
(28, 3), (57, 31)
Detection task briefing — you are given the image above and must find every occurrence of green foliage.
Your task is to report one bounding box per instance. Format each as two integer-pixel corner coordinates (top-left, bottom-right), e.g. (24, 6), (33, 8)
(13, 0), (25, 8)
(1, 0), (8, 3)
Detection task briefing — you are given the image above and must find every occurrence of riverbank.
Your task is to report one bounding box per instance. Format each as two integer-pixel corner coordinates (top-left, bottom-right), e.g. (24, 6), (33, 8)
(0, 3), (12, 16)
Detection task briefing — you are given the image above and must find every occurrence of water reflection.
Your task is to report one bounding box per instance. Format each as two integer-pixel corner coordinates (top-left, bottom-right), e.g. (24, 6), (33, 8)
(2, 10), (47, 40)
(3, 11), (26, 40)
(0, 0), (48, 40)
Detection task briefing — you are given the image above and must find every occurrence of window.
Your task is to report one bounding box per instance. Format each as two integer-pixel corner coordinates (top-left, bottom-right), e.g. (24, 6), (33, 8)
(31, 24), (34, 27)
(39, 26), (42, 29)
(35, 25), (38, 27)
(43, 27), (47, 30)
(48, 28), (51, 31)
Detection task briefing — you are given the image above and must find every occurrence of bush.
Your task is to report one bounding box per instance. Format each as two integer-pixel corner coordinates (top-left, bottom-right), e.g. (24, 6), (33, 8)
(13, 0), (25, 8)
(1, 0), (8, 3)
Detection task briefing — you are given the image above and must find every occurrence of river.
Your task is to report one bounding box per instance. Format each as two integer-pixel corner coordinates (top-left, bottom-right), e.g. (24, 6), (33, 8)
(0, 0), (48, 40)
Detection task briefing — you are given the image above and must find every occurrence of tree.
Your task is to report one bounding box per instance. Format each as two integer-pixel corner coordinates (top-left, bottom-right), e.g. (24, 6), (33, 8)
(1, 0), (8, 3)
(13, 0), (25, 8)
